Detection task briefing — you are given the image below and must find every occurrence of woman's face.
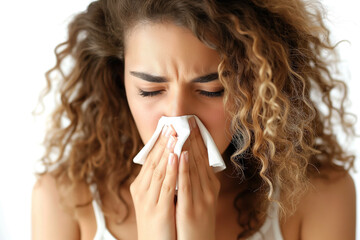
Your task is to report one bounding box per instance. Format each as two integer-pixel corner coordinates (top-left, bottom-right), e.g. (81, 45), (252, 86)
(124, 22), (232, 155)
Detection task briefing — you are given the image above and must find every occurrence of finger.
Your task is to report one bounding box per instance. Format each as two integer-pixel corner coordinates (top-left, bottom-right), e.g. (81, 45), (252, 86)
(187, 142), (202, 202)
(190, 118), (219, 192)
(158, 152), (178, 207)
(181, 135), (201, 203)
(137, 125), (167, 179)
(190, 118), (210, 164)
(188, 118), (209, 192)
(148, 135), (177, 204)
(138, 125), (175, 190)
(178, 151), (192, 208)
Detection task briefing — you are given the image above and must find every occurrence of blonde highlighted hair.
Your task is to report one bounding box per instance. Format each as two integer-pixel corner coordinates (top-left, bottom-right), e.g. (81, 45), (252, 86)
(39, 0), (356, 238)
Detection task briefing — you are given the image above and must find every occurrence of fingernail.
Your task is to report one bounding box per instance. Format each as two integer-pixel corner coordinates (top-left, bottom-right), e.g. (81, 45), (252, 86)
(165, 125), (173, 137)
(162, 125), (168, 136)
(168, 153), (174, 165)
(169, 125), (177, 137)
(167, 135), (176, 149)
(184, 151), (189, 162)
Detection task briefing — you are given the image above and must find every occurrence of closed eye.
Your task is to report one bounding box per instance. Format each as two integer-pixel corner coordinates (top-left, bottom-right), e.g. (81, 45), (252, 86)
(197, 89), (224, 97)
(138, 89), (224, 98)
(138, 89), (163, 97)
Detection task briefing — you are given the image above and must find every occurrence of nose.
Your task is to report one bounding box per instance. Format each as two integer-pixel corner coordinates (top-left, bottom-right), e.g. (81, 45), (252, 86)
(166, 87), (191, 117)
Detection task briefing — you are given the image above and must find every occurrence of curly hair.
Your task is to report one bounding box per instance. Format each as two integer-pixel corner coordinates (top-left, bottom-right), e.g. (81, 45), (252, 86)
(38, 0), (356, 238)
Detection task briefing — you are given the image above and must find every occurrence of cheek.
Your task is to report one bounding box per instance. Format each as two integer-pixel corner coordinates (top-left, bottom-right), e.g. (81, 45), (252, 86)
(196, 105), (232, 154)
(124, 78), (160, 145)
(127, 98), (163, 145)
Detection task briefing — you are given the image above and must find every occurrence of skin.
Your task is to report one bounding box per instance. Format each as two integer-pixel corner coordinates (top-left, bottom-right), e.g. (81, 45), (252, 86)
(31, 21), (356, 240)
(124, 21), (230, 240)
(123, 21), (232, 154)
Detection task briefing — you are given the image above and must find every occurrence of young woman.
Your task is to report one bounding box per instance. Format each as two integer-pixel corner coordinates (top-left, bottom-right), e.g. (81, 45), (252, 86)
(31, 0), (356, 239)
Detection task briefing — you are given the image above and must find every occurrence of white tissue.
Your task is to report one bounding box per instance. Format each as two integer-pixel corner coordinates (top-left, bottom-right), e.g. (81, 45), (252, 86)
(133, 115), (226, 172)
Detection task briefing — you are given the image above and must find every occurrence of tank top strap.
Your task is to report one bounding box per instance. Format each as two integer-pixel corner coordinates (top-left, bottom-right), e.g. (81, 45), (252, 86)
(271, 204), (283, 240)
(89, 184), (107, 240)
(270, 186), (283, 240)
(247, 185), (284, 240)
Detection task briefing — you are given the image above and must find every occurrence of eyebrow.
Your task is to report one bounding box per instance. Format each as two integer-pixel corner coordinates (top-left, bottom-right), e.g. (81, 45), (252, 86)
(129, 71), (219, 83)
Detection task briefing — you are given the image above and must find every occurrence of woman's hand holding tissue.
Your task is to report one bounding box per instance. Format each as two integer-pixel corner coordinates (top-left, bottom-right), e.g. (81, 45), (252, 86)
(130, 125), (178, 240)
(176, 117), (220, 240)
(130, 116), (220, 240)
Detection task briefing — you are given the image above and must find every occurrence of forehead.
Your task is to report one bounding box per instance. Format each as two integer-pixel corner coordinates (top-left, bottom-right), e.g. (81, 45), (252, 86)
(124, 22), (221, 70)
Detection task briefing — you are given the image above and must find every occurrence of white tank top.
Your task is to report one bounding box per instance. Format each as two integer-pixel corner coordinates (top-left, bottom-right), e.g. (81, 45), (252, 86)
(90, 185), (284, 240)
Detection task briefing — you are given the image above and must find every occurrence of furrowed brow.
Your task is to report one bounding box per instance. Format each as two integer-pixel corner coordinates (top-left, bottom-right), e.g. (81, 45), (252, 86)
(191, 73), (219, 83)
(129, 71), (219, 83)
(129, 71), (166, 83)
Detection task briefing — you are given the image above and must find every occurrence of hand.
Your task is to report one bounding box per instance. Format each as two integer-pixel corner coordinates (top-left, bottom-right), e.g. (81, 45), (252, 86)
(130, 125), (178, 240)
(176, 117), (220, 240)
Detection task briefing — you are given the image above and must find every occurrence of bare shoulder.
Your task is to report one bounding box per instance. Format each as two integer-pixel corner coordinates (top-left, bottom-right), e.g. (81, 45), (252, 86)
(31, 173), (82, 240)
(300, 169), (356, 240)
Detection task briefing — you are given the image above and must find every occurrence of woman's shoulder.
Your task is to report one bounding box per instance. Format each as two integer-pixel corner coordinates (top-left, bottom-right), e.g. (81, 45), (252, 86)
(307, 168), (355, 208)
(32, 172), (93, 207)
(31, 173), (92, 240)
(285, 168), (356, 240)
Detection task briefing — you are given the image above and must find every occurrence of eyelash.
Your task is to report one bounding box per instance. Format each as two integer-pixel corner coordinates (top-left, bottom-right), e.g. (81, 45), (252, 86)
(138, 89), (224, 98)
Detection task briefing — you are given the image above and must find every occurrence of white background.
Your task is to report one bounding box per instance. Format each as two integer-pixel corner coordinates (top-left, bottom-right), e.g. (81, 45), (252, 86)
(0, 1), (359, 239)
